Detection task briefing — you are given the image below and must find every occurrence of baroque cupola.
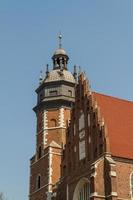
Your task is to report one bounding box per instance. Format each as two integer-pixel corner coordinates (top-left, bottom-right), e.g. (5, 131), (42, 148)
(52, 33), (69, 70)
(35, 34), (76, 110)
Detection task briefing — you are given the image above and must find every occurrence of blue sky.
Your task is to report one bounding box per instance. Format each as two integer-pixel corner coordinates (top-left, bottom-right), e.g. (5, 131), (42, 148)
(0, 0), (133, 199)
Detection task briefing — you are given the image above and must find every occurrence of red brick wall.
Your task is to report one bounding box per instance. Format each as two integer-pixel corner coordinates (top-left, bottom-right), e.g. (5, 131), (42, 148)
(116, 159), (133, 199)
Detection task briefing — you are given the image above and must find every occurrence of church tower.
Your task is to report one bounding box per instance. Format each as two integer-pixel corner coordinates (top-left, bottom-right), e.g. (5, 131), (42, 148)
(29, 35), (76, 200)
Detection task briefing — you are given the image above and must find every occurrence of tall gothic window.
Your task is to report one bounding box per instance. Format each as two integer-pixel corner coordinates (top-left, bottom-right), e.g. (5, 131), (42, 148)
(73, 178), (90, 200)
(131, 173), (133, 198)
(36, 175), (41, 190)
(78, 182), (90, 200)
(38, 146), (42, 159)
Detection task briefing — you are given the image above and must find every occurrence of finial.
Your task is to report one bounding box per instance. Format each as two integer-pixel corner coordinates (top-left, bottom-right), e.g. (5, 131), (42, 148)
(46, 64), (49, 77)
(78, 66), (81, 76)
(58, 32), (62, 49)
(73, 65), (77, 80)
(39, 70), (43, 85)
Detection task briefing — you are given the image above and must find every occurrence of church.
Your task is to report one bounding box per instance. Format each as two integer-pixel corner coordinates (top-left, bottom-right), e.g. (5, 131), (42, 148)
(29, 36), (133, 200)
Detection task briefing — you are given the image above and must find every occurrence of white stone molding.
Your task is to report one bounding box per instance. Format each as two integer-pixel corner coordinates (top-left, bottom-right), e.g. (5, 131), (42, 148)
(59, 107), (65, 127)
(48, 147), (53, 192)
(130, 172), (133, 199)
(106, 192), (118, 197)
(90, 172), (97, 178)
(90, 192), (98, 197)
(110, 171), (116, 177)
(111, 192), (117, 196)
(43, 110), (48, 147)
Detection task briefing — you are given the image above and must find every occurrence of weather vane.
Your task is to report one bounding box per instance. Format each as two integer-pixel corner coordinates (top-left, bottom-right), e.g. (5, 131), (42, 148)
(58, 32), (62, 49)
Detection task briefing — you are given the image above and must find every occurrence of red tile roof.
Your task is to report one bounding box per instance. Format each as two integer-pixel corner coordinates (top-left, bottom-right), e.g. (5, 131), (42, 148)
(93, 92), (133, 160)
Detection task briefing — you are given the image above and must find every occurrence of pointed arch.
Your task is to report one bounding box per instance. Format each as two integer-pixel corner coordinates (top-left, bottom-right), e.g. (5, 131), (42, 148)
(73, 178), (90, 200)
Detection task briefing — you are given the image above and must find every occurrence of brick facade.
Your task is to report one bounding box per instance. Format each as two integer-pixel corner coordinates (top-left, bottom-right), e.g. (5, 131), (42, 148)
(29, 46), (133, 200)
(54, 73), (133, 200)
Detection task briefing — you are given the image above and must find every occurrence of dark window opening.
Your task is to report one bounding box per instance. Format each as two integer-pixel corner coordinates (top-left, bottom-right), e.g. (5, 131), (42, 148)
(68, 90), (72, 97)
(99, 144), (103, 155)
(99, 130), (102, 138)
(39, 93), (43, 101)
(38, 146), (42, 159)
(63, 165), (66, 175)
(94, 148), (97, 158)
(50, 119), (57, 127)
(49, 90), (57, 96)
(37, 175), (41, 189)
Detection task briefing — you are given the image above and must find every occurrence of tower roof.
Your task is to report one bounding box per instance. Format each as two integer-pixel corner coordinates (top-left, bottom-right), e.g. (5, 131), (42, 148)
(53, 48), (67, 56)
(44, 69), (75, 83)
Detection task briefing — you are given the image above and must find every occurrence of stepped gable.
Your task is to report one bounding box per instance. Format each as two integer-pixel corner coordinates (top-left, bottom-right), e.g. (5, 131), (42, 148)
(93, 92), (133, 159)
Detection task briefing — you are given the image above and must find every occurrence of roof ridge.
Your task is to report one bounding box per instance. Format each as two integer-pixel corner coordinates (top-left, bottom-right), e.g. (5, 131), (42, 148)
(93, 91), (133, 104)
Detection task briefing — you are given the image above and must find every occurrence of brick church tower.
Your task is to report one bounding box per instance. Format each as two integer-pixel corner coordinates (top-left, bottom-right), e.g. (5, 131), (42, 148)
(29, 35), (76, 200)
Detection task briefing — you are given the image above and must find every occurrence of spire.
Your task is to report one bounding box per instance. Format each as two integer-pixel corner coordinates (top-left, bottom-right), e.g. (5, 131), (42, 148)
(39, 70), (43, 85)
(46, 64), (49, 78)
(58, 32), (62, 49)
(73, 65), (77, 81)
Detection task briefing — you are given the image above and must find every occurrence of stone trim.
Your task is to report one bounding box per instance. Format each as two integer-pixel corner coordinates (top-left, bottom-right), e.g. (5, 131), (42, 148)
(30, 151), (62, 166)
(90, 192), (98, 197)
(110, 171), (116, 177)
(118, 198), (131, 200)
(91, 155), (105, 169)
(90, 172), (97, 178)
(106, 192), (118, 197)
(48, 147), (53, 192)
(43, 110), (48, 147)
(44, 126), (66, 130)
(113, 156), (133, 164)
(29, 183), (52, 196)
(59, 107), (65, 127)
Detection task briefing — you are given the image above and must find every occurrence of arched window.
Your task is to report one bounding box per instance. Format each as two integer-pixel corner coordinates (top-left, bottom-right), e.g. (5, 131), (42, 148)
(73, 178), (90, 200)
(78, 182), (89, 200)
(131, 173), (133, 198)
(36, 175), (41, 190)
(68, 90), (72, 97)
(50, 119), (57, 127)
